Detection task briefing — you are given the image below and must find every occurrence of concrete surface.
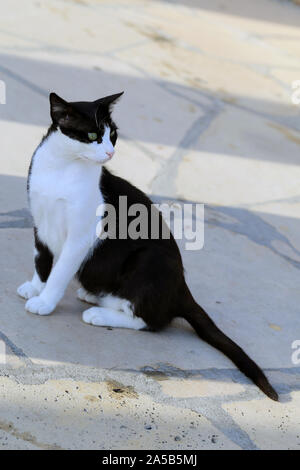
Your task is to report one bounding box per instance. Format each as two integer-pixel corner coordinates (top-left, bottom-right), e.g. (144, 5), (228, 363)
(0, 0), (300, 450)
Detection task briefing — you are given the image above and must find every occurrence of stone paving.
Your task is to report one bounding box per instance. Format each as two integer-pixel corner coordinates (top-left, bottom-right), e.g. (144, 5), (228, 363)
(0, 0), (300, 450)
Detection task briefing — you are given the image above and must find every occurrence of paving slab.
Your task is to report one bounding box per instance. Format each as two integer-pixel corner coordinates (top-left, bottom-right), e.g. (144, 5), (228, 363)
(0, 0), (300, 450)
(176, 105), (300, 205)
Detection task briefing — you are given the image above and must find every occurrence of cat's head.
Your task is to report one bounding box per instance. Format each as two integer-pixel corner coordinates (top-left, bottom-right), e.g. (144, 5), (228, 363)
(49, 92), (123, 164)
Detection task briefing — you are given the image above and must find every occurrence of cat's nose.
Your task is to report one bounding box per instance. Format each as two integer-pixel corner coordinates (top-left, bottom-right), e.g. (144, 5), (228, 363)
(106, 150), (114, 159)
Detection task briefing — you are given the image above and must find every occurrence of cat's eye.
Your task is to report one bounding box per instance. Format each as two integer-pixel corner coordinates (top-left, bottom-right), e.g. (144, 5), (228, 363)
(88, 132), (97, 141)
(110, 130), (116, 137)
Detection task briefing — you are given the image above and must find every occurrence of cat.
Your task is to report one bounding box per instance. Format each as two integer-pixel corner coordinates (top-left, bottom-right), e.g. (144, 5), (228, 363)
(17, 92), (278, 401)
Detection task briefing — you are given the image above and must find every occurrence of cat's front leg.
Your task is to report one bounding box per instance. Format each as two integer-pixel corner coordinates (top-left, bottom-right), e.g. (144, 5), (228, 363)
(18, 230), (53, 300)
(25, 236), (91, 315)
(17, 270), (44, 300)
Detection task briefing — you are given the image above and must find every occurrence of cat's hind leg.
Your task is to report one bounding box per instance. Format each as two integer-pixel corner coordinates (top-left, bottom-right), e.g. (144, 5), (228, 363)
(77, 287), (99, 305)
(98, 294), (127, 311)
(78, 291), (133, 310)
(82, 306), (146, 330)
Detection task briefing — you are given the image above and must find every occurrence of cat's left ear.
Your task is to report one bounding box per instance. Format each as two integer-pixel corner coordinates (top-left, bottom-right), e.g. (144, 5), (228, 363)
(94, 91), (124, 112)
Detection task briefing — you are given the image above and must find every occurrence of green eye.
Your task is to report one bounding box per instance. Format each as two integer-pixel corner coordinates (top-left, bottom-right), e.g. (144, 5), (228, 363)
(88, 132), (97, 141)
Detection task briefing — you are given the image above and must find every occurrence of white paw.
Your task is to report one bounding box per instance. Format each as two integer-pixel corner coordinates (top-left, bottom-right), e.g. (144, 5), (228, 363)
(25, 296), (55, 316)
(82, 307), (104, 325)
(77, 288), (98, 305)
(82, 307), (147, 330)
(17, 281), (39, 300)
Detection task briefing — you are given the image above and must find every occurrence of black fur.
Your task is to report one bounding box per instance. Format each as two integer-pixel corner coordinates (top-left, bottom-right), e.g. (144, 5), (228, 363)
(76, 167), (278, 401)
(34, 227), (53, 283)
(30, 92), (278, 401)
(49, 92), (121, 144)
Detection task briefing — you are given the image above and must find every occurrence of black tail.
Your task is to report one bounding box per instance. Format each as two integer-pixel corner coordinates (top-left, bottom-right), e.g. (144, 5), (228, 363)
(183, 300), (278, 401)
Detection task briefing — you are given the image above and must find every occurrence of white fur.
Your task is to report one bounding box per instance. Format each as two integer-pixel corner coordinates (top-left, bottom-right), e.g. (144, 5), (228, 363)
(77, 289), (134, 315)
(17, 271), (45, 299)
(82, 306), (146, 330)
(17, 249), (45, 300)
(19, 127), (114, 316)
(82, 295), (146, 329)
(77, 287), (98, 305)
(98, 294), (131, 311)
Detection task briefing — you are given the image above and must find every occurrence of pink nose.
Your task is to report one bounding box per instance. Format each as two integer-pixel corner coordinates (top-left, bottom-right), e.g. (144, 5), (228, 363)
(106, 150), (114, 159)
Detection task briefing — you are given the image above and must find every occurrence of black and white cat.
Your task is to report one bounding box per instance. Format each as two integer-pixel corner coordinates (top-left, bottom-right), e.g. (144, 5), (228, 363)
(17, 92), (278, 401)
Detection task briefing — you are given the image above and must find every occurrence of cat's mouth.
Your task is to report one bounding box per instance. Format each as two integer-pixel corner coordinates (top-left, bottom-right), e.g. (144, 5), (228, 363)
(100, 155), (113, 164)
(99, 152), (114, 164)
(80, 153), (114, 164)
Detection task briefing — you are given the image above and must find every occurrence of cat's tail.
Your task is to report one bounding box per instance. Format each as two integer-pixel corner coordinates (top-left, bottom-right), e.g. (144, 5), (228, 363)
(183, 295), (278, 401)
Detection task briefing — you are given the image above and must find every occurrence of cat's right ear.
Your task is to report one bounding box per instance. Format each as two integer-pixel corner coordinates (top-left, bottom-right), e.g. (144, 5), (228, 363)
(49, 93), (70, 124)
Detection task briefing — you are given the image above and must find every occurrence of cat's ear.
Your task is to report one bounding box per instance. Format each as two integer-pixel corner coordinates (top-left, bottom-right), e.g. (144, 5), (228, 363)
(94, 92), (124, 112)
(49, 92), (79, 128)
(49, 93), (68, 123)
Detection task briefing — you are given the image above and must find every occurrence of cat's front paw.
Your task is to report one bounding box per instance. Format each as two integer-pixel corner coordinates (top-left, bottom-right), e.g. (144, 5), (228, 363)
(17, 281), (39, 300)
(25, 296), (55, 316)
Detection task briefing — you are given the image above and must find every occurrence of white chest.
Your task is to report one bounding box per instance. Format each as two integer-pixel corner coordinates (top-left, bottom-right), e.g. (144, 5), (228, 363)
(29, 143), (103, 257)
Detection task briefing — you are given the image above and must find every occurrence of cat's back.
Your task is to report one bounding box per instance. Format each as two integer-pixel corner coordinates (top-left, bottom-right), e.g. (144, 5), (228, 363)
(100, 167), (152, 208)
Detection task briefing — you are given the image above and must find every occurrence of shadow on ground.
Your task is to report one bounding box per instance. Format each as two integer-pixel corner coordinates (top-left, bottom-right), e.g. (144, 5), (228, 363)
(160, 0), (300, 28)
(0, 173), (299, 409)
(0, 52), (299, 168)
